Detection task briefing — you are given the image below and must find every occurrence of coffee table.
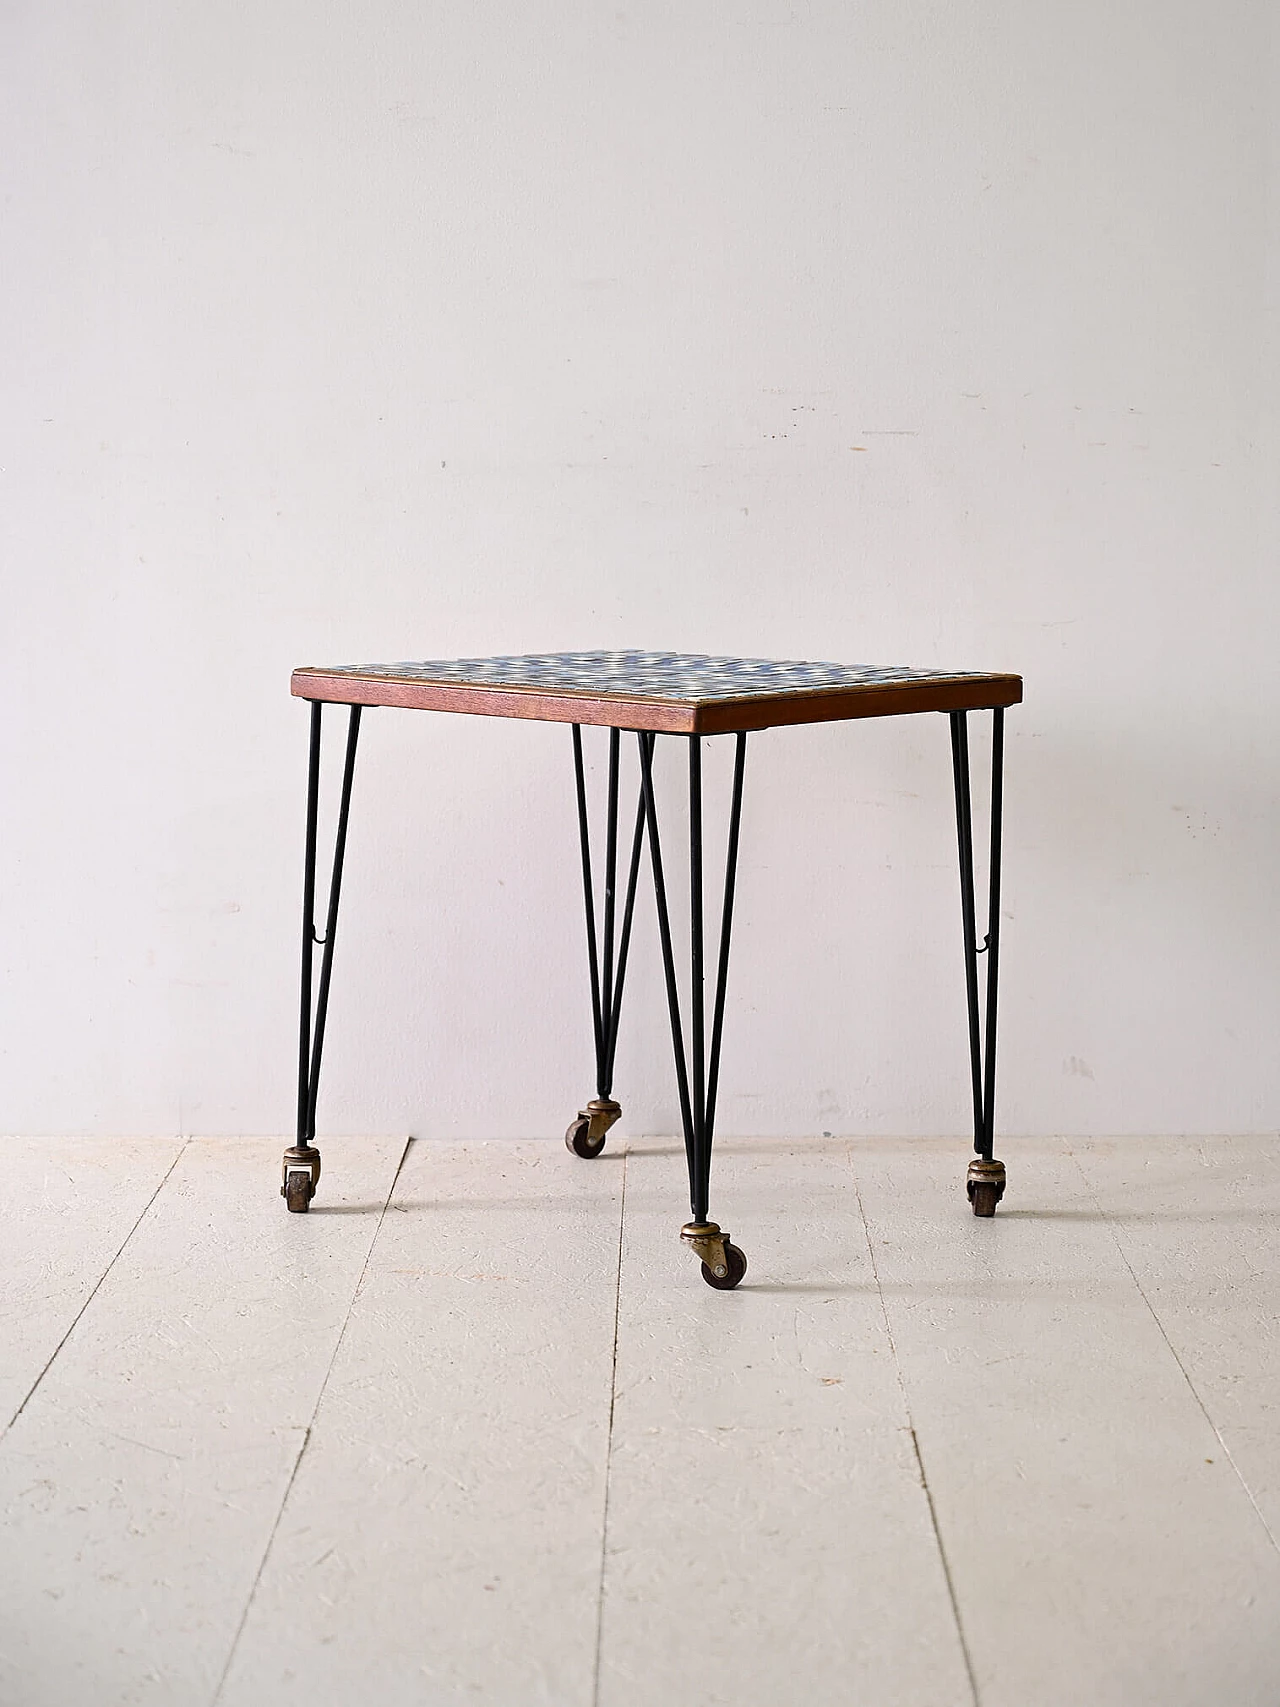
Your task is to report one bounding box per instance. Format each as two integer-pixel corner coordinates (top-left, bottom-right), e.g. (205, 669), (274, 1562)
(284, 651), (1022, 1288)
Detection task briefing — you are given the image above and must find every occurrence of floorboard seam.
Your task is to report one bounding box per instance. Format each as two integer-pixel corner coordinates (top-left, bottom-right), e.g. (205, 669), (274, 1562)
(852, 1157), (981, 1707)
(591, 1144), (628, 1707)
(210, 1134), (416, 1707)
(1065, 1142), (1280, 1560)
(1, 1138), (189, 1441)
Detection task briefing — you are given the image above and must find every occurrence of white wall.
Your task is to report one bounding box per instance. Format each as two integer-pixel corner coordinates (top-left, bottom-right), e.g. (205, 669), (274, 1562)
(2, 0), (1276, 1141)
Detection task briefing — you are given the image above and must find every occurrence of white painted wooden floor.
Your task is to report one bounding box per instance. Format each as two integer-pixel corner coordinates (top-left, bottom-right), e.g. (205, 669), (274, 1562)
(3, 1134), (1279, 1707)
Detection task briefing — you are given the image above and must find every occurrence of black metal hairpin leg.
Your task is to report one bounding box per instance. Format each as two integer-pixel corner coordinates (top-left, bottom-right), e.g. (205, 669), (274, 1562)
(564, 725), (648, 1158)
(949, 707), (1006, 1218)
(283, 699), (362, 1212)
(638, 730), (750, 1290)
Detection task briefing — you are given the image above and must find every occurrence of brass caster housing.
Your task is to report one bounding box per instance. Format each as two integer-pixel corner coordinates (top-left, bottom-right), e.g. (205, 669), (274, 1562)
(967, 1157), (1006, 1219)
(565, 1098), (621, 1159)
(681, 1221), (748, 1291)
(282, 1145), (321, 1213)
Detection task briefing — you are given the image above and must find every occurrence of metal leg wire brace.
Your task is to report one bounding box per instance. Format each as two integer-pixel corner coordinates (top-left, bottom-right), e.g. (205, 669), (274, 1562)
(284, 700), (362, 1211)
(949, 707), (1007, 1217)
(565, 726), (648, 1157)
(638, 731), (750, 1288)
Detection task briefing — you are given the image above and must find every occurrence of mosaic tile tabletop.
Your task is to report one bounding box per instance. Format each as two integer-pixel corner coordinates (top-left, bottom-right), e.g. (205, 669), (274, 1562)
(292, 650), (1022, 730)
(297, 651), (1000, 704)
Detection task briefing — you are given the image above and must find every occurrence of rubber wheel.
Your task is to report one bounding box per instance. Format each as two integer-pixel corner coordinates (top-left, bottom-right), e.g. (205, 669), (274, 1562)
(701, 1243), (748, 1290)
(970, 1182), (1001, 1218)
(565, 1116), (606, 1159)
(284, 1173), (314, 1213)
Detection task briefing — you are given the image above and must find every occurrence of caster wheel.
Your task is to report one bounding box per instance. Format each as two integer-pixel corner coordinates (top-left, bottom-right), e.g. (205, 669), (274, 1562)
(565, 1117), (606, 1159)
(701, 1243), (748, 1290)
(284, 1173), (314, 1213)
(966, 1158), (1005, 1219)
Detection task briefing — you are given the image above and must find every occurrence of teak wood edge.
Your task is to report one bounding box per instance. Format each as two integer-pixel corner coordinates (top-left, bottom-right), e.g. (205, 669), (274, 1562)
(291, 669), (1023, 732)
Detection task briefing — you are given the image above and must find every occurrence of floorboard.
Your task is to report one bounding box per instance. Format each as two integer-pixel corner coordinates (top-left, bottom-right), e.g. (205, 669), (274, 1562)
(217, 1139), (625, 1707)
(596, 1136), (972, 1707)
(0, 1136), (406, 1707)
(1072, 1135), (1280, 1549)
(855, 1136), (1280, 1707)
(0, 1136), (186, 1433)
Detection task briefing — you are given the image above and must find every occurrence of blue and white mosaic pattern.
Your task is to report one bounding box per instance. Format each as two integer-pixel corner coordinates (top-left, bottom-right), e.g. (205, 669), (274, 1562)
(312, 651), (994, 705)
